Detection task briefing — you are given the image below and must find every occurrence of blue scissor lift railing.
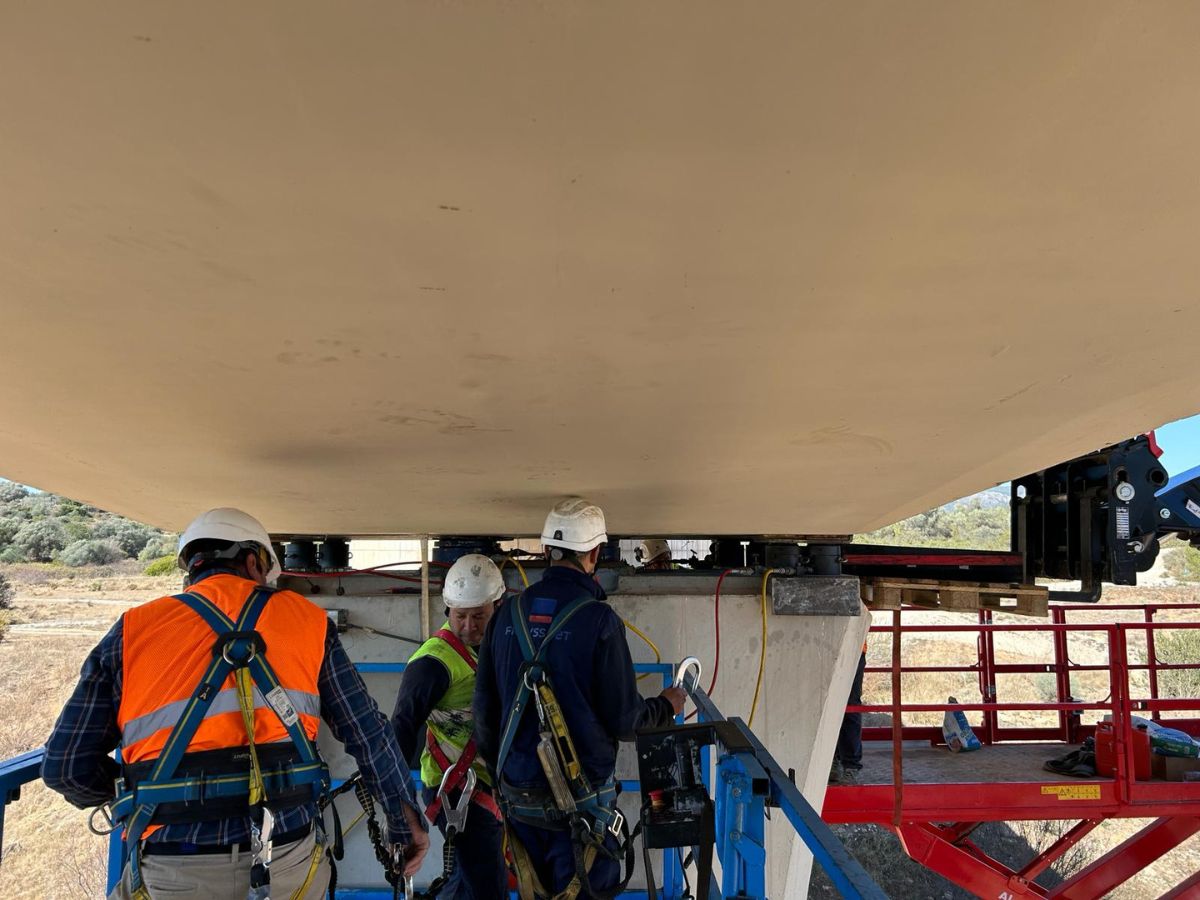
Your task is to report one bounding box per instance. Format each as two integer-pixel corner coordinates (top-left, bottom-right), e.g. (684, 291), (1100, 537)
(1, 662), (885, 899)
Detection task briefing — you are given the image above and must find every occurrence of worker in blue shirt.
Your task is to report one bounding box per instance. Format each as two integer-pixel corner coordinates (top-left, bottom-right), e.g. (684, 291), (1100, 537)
(392, 553), (508, 900)
(473, 497), (685, 900)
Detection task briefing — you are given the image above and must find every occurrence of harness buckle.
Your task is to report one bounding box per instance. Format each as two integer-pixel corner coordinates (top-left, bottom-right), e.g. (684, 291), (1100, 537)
(608, 808), (625, 838)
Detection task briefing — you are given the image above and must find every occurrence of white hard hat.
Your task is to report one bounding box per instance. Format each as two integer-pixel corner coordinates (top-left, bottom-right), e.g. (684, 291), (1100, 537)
(541, 497), (608, 552)
(442, 554), (505, 608)
(177, 508), (281, 582)
(636, 539), (671, 564)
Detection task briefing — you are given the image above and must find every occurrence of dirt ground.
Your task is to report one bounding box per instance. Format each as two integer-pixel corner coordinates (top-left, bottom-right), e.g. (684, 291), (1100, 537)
(3, 568), (1200, 897)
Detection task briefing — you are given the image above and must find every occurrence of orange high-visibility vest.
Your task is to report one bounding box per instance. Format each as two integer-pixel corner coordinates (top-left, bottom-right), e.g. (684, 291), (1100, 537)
(118, 574), (326, 766)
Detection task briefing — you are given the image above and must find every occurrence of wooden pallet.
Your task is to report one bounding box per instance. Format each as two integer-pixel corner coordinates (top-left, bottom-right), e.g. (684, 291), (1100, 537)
(860, 578), (1049, 618)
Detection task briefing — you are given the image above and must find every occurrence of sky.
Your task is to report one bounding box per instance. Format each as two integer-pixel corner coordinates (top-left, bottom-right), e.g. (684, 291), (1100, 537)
(1155, 413), (1200, 480)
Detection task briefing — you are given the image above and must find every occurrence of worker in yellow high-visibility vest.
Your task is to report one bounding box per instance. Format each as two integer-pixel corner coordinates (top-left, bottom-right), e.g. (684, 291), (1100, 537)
(393, 553), (507, 899)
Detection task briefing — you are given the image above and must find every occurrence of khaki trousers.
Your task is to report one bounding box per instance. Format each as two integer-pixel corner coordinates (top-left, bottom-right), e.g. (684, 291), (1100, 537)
(108, 830), (330, 900)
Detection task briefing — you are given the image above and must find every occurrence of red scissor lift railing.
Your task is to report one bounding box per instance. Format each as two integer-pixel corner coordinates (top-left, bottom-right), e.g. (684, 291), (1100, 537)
(823, 604), (1200, 900)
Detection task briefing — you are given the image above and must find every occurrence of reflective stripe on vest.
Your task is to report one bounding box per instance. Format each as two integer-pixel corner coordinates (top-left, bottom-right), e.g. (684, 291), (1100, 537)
(407, 624), (492, 788)
(119, 574), (326, 766)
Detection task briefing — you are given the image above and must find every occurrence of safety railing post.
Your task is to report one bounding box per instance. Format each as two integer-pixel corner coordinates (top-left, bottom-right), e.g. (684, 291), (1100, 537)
(1146, 607), (1161, 724)
(1051, 606), (1073, 742)
(978, 609), (997, 743)
(0, 748), (46, 870)
(891, 609), (903, 825)
(1110, 625), (1133, 803)
(662, 665), (682, 899)
(715, 755), (767, 900)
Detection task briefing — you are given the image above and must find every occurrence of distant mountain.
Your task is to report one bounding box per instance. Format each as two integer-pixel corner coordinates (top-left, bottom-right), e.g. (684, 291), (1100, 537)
(945, 487), (1010, 511)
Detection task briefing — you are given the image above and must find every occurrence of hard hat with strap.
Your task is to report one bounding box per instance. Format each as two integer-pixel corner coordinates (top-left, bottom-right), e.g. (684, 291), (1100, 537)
(176, 507), (282, 582)
(111, 586), (329, 899)
(540, 498), (608, 554)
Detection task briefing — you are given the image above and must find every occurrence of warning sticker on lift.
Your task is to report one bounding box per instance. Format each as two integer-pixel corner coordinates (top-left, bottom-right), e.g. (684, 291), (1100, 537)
(1188, 498), (1200, 520)
(1041, 784), (1101, 801)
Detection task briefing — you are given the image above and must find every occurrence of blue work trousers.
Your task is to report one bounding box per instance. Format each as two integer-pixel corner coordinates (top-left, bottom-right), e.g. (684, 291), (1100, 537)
(508, 819), (622, 896)
(421, 786), (508, 900)
(836, 651), (867, 769)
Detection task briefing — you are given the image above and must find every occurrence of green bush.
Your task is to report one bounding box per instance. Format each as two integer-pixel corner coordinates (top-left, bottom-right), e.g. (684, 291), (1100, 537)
(138, 534), (177, 562)
(63, 518), (92, 542)
(13, 518), (68, 561)
(143, 555), (178, 577)
(1164, 543), (1200, 582)
(0, 547), (25, 564)
(0, 516), (20, 549)
(0, 482), (28, 505)
(91, 518), (156, 559)
(60, 539), (125, 567)
(1152, 629), (1200, 701)
(0, 572), (12, 610)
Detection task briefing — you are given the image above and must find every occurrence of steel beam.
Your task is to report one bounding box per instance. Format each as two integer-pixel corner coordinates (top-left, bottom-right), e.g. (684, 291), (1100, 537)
(1049, 816), (1200, 900)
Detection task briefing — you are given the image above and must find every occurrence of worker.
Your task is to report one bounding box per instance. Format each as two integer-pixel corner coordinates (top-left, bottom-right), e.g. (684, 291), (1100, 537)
(635, 538), (672, 570)
(392, 553), (508, 900)
(473, 497), (687, 900)
(42, 507), (428, 899)
(831, 640), (868, 784)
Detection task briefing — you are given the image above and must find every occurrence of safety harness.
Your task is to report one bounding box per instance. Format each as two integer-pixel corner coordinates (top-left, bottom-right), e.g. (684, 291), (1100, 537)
(421, 628), (502, 826)
(109, 587), (330, 900)
(496, 594), (635, 900)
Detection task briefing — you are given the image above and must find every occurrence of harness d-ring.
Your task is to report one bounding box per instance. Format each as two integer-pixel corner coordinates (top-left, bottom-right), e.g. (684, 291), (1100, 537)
(222, 641), (258, 666)
(88, 802), (117, 836)
(522, 667), (540, 692)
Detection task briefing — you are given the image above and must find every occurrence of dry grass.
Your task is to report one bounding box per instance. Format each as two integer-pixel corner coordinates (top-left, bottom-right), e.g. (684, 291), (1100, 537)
(0, 567), (173, 899)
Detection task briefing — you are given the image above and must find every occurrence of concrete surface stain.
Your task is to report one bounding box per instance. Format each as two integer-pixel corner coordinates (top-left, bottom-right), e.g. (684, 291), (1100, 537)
(792, 425), (893, 456)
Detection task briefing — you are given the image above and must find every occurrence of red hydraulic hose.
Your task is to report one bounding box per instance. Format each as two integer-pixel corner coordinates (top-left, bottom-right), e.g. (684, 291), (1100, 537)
(686, 568), (733, 720)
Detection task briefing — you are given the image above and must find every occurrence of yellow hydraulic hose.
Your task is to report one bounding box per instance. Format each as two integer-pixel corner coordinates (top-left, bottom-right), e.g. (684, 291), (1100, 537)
(622, 617), (663, 681)
(500, 556), (531, 587)
(748, 569), (777, 728)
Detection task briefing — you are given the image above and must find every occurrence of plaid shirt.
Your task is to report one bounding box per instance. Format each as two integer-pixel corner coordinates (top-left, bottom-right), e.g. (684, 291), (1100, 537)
(42, 571), (419, 845)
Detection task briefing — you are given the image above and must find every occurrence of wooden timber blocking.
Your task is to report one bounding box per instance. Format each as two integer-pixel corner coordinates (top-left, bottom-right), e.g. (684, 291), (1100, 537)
(860, 577), (1049, 618)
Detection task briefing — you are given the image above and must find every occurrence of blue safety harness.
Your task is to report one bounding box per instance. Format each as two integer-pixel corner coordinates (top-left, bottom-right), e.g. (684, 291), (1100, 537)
(112, 587), (330, 897)
(495, 592), (634, 900)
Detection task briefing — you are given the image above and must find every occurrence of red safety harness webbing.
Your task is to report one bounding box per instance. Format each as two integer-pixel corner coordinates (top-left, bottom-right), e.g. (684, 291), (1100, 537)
(423, 628), (502, 824)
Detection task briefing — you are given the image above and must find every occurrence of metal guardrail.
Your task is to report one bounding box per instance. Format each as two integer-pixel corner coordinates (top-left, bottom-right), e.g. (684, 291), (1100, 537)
(0, 747), (44, 862)
(690, 688), (886, 900)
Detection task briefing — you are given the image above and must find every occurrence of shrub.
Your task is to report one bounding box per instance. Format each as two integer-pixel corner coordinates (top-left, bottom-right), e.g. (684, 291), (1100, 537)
(63, 518), (92, 542)
(143, 555), (178, 577)
(60, 539), (125, 567)
(0, 547), (25, 564)
(1164, 543), (1200, 582)
(138, 534), (177, 562)
(13, 519), (68, 561)
(0, 482), (28, 505)
(1152, 628), (1200, 701)
(91, 518), (155, 559)
(0, 572), (12, 609)
(0, 516), (20, 549)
